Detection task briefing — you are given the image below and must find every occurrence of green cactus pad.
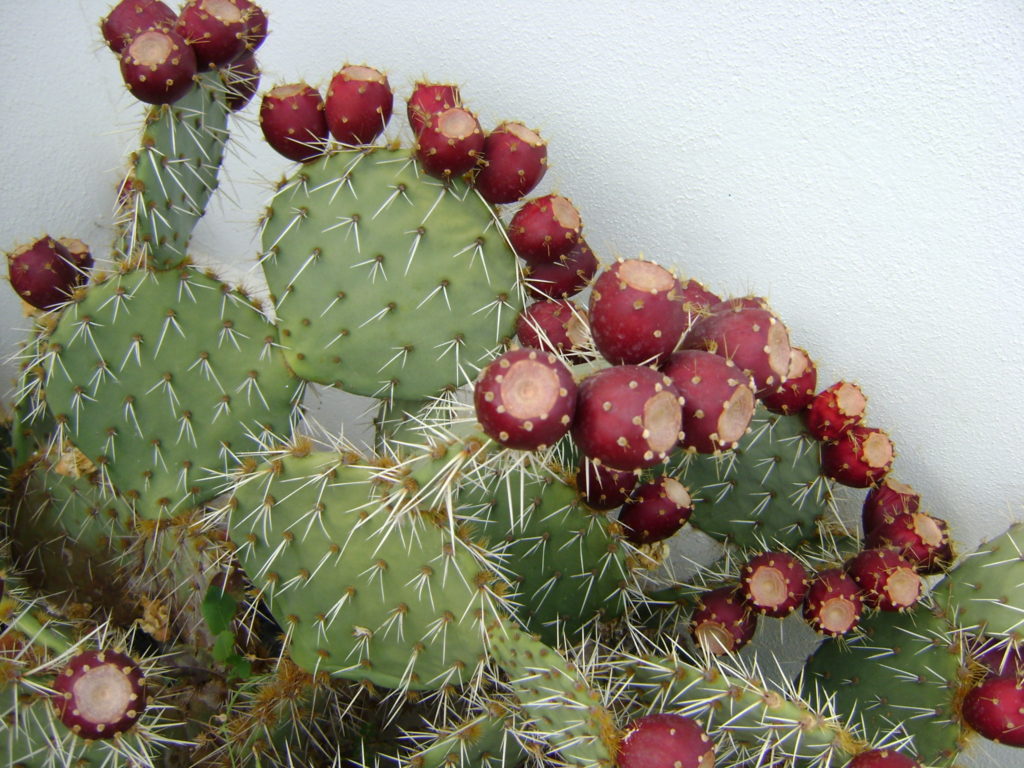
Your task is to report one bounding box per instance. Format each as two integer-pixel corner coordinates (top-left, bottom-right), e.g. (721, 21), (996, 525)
(671, 404), (838, 549)
(117, 74), (230, 269)
(227, 451), (497, 691)
(259, 147), (523, 400)
(411, 703), (526, 768)
(41, 267), (300, 519)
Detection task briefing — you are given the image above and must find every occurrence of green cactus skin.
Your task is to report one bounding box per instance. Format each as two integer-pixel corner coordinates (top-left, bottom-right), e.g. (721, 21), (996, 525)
(39, 266), (301, 519)
(226, 450), (498, 691)
(259, 146), (523, 401)
(671, 404), (839, 549)
(116, 75), (231, 270)
(409, 702), (527, 768)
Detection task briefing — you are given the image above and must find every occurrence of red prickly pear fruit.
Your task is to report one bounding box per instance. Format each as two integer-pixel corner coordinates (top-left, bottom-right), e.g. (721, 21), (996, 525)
(679, 278), (721, 315)
(473, 347), (577, 451)
(508, 194), (582, 265)
(760, 347), (817, 415)
(51, 649), (147, 739)
(415, 107), (485, 179)
(680, 303), (792, 398)
(324, 65), (394, 146)
(119, 27), (197, 105)
(474, 122), (548, 205)
(738, 551), (809, 618)
(618, 475), (693, 544)
(821, 425), (894, 488)
(7, 236), (84, 310)
(233, 0), (268, 53)
(847, 749), (923, 768)
(523, 238), (598, 300)
(101, 0), (177, 54)
(515, 299), (589, 358)
(57, 238), (94, 273)
(710, 295), (771, 313)
(862, 478), (921, 533)
(961, 674), (1024, 747)
(690, 585), (757, 655)
(175, 0), (250, 68)
(618, 713), (716, 768)
(802, 567), (864, 636)
(588, 259), (690, 367)
(846, 548), (921, 611)
(259, 83), (329, 163)
(220, 53), (259, 111)
(662, 350), (756, 454)
(806, 381), (867, 441)
(572, 365), (683, 471)
(975, 639), (1024, 678)
(407, 82), (461, 135)
(576, 460), (638, 510)
(865, 510), (953, 574)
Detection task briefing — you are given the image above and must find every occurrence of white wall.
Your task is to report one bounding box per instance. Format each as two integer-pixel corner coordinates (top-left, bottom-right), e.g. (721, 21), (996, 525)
(1, 0), (1023, 757)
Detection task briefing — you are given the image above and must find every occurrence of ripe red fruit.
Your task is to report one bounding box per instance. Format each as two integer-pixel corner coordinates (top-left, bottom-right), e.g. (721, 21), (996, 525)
(847, 748), (923, 767)
(821, 426), (895, 488)
(589, 259), (690, 367)
(618, 475), (693, 544)
(415, 107), (485, 178)
(220, 53), (259, 111)
(57, 238), (95, 273)
(862, 478), (922, 533)
(865, 510), (953, 574)
(618, 713), (716, 768)
(474, 122), (548, 204)
(508, 194), (582, 265)
(101, 0), (177, 54)
(515, 299), (589, 357)
(691, 586), (757, 655)
(846, 548), (921, 611)
(738, 551), (809, 618)
(473, 347), (577, 451)
(806, 381), (867, 441)
(51, 649), (147, 739)
(7, 236), (85, 310)
(119, 27), (198, 105)
(233, 0), (268, 53)
(324, 65), (394, 146)
(962, 674), (1024, 747)
(175, 0), (249, 68)
(662, 349), (756, 453)
(407, 82), (461, 135)
(802, 568), (864, 636)
(523, 238), (598, 300)
(572, 365), (683, 471)
(760, 347), (817, 414)
(576, 460), (638, 510)
(259, 83), (329, 162)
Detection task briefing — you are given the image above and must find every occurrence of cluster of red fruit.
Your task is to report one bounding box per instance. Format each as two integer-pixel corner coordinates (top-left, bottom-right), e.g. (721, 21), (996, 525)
(102, 0), (266, 107)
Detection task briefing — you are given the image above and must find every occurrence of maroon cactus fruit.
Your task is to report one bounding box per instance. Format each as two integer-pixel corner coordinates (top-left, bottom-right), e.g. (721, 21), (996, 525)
(415, 107), (485, 178)
(618, 475), (693, 544)
(846, 548), (921, 611)
(523, 238), (599, 300)
(515, 299), (589, 357)
(175, 0), (250, 68)
(865, 511), (953, 574)
(57, 238), (94, 273)
(588, 259), (690, 367)
(119, 27), (198, 105)
(962, 674), (1024, 747)
(473, 347), (577, 451)
(760, 347), (817, 414)
(679, 278), (721, 315)
(806, 381), (867, 441)
(618, 713), (716, 768)
(576, 460), (638, 510)
(324, 65), (394, 146)
(220, 53), (259, 111)
(662, 350), (756, 453)
(474, 122), (548, 204)
(802, 568), (864, 637)
(101, 0), (177, 54)
(847, 749), (923, 768)
(508, 194), (582, 265)
(259, 83), (329, 162)
(974, 638), (1024, 678)
(52, 649), (147, 739)
(233, 0), (268, 53)
(690, 586), (757, 655)
(862, 478), (922, 533)
(572, 365), (683, 471)
(407, 82), (461, 135)
(7, 236), (83, 310)
(738, 551), (809, 618)
(821, 426), (895, 488)
(680, 304), (792, 397)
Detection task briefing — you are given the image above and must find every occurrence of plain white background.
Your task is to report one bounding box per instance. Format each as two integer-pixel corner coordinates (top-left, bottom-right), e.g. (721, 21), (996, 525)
(1, 1), (1022, 763)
